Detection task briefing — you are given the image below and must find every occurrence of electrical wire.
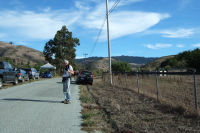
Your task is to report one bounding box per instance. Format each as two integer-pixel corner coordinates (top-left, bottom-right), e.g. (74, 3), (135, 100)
(89, 17), (107, 56)
(109, 0), (120, 14)
(89, 0), (121, 57)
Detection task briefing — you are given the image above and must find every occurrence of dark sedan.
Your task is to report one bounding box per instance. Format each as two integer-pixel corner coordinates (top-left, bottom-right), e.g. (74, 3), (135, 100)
(75, 70), (93, 85)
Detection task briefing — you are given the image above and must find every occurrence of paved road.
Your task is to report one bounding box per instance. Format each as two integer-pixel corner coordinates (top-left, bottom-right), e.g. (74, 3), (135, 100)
(0, 78), (86, 133)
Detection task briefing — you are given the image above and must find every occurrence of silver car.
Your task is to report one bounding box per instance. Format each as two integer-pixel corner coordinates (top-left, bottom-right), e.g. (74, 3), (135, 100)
(17, 68), (29, 82)
(23, 68), (40, 80)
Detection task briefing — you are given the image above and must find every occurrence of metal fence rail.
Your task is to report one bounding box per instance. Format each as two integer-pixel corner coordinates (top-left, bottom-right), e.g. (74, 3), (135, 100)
(102, 71), (200, 112)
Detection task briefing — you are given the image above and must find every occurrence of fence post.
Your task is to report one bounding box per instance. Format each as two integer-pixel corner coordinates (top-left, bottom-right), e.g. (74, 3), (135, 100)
(137, 71), (140, 94)
(102, 72), (104, 81)
(156, 71), (159, 101)
(125, 73), (128, 89)
(112, 72), (114, 86)
(193, 69), (198, 110)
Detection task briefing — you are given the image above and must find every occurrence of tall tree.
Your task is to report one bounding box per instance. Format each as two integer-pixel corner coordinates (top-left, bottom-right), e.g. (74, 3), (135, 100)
(43, 26), (80, 74)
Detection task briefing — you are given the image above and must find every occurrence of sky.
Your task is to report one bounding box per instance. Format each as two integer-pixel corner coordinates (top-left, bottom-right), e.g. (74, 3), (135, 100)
(0, 0), (200, 58)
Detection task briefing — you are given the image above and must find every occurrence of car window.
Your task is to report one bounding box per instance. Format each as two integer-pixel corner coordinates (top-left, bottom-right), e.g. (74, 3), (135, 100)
(83, 71), (91, 75)
(44, 71), (50, 74)
(21, 69), (25, 73)
(7, 63), (13, 69)
(0, 62), (4, 69)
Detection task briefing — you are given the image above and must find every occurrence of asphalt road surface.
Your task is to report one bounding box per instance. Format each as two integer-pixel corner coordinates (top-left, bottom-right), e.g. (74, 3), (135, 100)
(0, 78), (86, 133)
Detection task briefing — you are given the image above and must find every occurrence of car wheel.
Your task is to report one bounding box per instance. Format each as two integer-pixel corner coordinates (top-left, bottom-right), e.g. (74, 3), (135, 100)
(0, 78), (3, 89)
(21, 77), (25, 82)
(13, 77), (18, 85)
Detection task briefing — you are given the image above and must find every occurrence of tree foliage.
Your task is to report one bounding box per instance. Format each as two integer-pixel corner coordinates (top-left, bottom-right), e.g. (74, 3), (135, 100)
(160, 48), (200, 71)
(178, 48), (200, 71)
(111, 62), (132, 72)
(43, 26), (80, 74)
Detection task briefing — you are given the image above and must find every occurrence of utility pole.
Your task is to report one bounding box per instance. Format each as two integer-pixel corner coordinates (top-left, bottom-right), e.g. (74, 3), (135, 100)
(106, 0), (112, 85)
(83, 53), (88, 70)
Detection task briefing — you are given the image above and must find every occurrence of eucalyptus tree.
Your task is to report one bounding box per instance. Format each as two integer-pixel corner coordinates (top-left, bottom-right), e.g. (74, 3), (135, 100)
(43, 25), (80, 74)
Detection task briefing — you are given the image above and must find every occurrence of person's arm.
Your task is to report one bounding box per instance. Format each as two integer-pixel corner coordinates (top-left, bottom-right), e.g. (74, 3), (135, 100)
(68, 65), (74, 75)
(68, 70), (74, 75)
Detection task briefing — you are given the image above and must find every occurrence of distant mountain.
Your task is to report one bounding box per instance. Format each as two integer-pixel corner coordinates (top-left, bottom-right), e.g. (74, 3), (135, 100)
(76, 56), (158, 64)
(0, 41), (46, 67)
(76, 56), (159, 70)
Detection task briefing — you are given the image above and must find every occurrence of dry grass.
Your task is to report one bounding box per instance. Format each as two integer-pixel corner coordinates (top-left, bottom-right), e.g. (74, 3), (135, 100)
(87, 75), (200, 132)
(111, 74), (200, 116)
(0, 41), (46, 66)
(79, 84), (114, 133)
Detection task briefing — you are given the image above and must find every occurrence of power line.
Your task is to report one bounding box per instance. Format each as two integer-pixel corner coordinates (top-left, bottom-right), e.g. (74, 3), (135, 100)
(89, 17), (107, 56)
(109, 0), (120, 14)
(89, 0), (121, 57)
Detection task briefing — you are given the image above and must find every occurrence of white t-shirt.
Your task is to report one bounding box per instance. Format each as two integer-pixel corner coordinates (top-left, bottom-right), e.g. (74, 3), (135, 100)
(63, 65), (73, 77)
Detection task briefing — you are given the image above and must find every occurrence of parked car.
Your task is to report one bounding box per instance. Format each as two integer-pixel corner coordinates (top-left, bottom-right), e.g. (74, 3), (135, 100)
(23, 68), (40, 80)
(76, 70), (94, 85)
(42, 71), (53, 78)
(16, 68), (29, 82)
(0, 61), (18, 88)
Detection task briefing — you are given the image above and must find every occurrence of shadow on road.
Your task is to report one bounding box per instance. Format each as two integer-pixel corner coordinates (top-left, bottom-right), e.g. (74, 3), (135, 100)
(57, 81), (77, 84)
(2, 98), (60, 103)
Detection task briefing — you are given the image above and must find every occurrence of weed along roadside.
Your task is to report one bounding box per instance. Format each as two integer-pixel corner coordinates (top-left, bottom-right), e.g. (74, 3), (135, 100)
(82, 77), (200, 133)
(79, 84), (114, 133)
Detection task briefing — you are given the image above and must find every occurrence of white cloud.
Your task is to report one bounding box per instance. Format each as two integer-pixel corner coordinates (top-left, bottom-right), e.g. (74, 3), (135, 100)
(161, 28), (195, 38)
(108, 11), (170, 40)
(0, 0), (170, 43)
(0, 10), (81, 41)
(16, 41), (29, 45)
(79, 10), (170, 41)
(75, 0), (170, 41)
(75, 1), (90, 10)
(193, 43), (200, 47)
(44, 7), (51, 12)
(119, 0), (143, 6)
(145, 43), (172, 49)
(176, 44), (185, 47)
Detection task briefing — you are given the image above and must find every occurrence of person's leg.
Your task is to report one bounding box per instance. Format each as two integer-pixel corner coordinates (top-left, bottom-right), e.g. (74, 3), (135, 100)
(66, 78), (71, 102)
(63, 80), (67, 102)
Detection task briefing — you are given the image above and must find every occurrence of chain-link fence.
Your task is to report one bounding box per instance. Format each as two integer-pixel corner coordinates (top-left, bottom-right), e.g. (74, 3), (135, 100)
(102, 71), (200, 113)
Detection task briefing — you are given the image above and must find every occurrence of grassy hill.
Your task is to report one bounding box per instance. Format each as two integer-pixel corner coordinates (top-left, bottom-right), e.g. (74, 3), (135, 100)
(0, 41), (46, 67)
(141, 55), (175, 70)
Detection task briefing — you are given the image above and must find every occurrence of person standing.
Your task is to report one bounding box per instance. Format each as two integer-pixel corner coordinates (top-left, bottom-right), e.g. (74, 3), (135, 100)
(61, 60), (74, 104)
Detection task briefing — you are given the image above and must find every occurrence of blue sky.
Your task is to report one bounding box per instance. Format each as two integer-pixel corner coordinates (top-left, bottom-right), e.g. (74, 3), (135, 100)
(0, 0), (200, 58)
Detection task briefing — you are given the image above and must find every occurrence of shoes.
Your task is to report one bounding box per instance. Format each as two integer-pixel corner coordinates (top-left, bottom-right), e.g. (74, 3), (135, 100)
(65, 100), (71, 104)
(61, 100), (70, 104)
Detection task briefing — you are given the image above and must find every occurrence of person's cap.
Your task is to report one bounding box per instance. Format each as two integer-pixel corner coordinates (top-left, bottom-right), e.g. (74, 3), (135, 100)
(64, 60), (69, 64)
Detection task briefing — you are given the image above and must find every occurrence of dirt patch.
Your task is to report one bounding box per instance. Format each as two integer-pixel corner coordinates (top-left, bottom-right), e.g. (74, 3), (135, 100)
(88, 78), (200, 133)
